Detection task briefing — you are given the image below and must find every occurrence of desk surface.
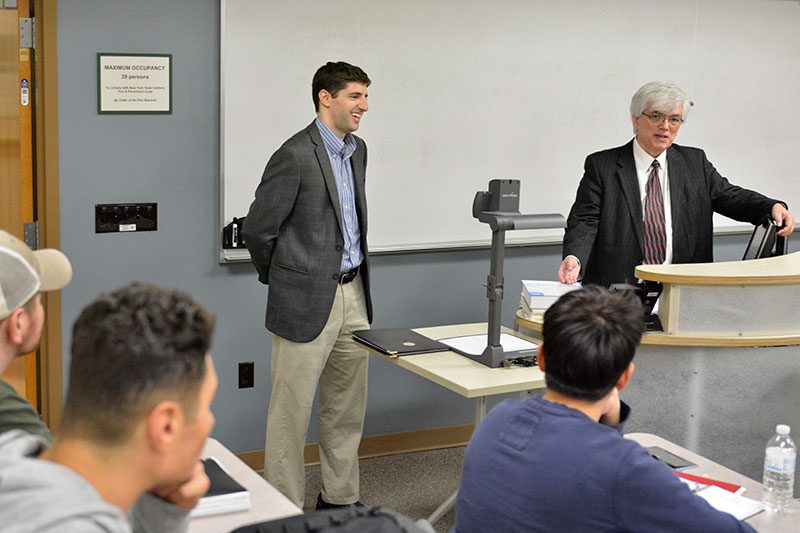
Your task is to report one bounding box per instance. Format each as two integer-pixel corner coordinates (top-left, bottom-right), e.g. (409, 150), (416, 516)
(189, 438), (302, 533)
(627, 433), (800, 531)
(363, 323), (545, 399)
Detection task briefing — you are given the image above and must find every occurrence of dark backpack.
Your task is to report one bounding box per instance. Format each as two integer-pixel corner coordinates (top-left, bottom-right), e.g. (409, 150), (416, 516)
(229, 505), (432, 533)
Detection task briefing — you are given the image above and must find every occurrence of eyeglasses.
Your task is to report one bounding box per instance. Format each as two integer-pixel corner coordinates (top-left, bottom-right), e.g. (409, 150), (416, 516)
(641, 112), (684, 127)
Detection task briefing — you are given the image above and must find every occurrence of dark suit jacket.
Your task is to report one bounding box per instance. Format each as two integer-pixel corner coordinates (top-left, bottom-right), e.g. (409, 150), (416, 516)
(562, 140), (781, 287)
(243, 121), (372, 342)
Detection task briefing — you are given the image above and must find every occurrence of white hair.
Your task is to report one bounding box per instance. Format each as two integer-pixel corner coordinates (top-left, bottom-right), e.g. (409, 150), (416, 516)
(630, 81), (692, 133)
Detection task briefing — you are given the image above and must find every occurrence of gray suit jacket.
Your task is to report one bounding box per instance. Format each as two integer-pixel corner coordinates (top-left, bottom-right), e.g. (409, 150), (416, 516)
(243, 121), (372, 342)
(563, 140), (782, 287)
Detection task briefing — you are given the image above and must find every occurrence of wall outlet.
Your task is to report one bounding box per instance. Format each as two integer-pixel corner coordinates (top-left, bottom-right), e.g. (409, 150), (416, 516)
(238, 361), (254, 389)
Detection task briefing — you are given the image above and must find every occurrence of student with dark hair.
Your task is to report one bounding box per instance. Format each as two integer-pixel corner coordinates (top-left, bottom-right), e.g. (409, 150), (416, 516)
(453, 286), (755, 532)
(244, 61), (373, 509)
(0, 282), (218, 532)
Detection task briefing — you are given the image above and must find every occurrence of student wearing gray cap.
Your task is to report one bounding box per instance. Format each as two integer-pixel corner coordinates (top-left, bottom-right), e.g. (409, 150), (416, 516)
(0, 229), (72, 439)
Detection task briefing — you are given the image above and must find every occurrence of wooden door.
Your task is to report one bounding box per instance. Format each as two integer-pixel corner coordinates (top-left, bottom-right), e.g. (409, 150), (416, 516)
(1, 0), (40, 408)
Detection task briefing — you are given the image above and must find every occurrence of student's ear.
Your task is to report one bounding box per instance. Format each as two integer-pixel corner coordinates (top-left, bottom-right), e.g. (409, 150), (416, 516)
(536, 344), (546, 372)
(146, 401), (182, 452)
(615, 362), (635, 391)
(2, 308), (27, 345)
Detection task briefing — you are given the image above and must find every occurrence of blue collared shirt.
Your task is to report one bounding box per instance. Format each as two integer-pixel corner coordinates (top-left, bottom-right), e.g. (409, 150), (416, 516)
(315, 117), (363, 272)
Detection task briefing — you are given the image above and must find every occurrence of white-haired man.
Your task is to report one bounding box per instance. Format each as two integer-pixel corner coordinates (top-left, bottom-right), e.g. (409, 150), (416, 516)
(558, 81), (794, 287)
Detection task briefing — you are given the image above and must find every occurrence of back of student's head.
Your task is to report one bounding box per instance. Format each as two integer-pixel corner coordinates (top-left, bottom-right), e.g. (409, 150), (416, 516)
(61, 282), (214, 444)
(542, 286), (644, 402)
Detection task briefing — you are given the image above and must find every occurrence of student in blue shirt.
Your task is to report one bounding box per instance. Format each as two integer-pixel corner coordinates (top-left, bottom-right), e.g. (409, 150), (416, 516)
(454, 286), (755, 533)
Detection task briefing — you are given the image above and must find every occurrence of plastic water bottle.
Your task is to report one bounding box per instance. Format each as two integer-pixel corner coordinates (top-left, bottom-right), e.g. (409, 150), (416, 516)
(762, 424), (796, 513)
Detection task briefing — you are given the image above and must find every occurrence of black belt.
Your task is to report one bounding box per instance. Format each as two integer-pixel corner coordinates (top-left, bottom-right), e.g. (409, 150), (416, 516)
(338, 266), (359, 284)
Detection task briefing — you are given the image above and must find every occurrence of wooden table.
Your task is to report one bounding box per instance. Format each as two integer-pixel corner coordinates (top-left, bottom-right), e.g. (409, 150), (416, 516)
(627, 433), (800, 531)
(189, 438), (302, 532)
(357, 323), (545, 524)
(368, 323), (544, 418)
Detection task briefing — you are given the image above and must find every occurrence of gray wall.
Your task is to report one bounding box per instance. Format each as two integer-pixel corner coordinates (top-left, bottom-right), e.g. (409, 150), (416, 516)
(56, 0), (794, 454)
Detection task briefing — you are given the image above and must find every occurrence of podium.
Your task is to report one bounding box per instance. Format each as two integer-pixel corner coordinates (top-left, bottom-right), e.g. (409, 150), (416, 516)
(635, 251), (800, 345)
(516, 252), (800, 494)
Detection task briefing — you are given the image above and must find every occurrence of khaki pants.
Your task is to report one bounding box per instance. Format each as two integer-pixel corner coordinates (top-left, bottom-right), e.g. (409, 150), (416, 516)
(264, 274), (369, 507)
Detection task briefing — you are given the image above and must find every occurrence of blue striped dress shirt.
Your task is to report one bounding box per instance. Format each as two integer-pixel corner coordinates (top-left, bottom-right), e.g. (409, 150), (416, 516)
(315, 117), (363, 272)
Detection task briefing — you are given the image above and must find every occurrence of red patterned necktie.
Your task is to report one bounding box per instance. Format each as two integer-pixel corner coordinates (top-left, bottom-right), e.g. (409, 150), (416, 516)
(643, 160), (666, 264)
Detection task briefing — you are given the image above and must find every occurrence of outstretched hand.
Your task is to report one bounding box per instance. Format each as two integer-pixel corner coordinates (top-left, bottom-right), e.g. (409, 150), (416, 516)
(558, 256), (580, 284)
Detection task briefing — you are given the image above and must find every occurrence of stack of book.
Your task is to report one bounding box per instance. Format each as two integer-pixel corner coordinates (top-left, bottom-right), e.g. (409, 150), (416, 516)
(519, 280), (581, 317)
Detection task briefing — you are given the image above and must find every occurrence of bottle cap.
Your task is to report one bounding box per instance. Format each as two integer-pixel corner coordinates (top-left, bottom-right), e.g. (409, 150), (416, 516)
(777, 424), (791, 435)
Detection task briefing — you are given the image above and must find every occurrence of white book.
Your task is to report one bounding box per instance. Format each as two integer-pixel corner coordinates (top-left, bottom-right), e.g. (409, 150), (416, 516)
(521, 280), (581, 309)
(518, 296), (535, 318)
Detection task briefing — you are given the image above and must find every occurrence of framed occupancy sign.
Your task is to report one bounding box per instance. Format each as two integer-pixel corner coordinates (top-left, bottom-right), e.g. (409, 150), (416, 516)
(97, 53), (172, 114)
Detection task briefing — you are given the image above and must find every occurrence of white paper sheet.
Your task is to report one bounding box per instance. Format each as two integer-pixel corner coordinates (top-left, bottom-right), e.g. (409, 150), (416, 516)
(696, 485), (764, 521)
(439, 333), (538, 357)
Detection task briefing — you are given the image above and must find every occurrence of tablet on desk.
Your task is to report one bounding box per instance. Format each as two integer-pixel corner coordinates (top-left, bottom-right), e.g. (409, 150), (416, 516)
(648, 446), (697, 469)
(352, 328), (449, 357)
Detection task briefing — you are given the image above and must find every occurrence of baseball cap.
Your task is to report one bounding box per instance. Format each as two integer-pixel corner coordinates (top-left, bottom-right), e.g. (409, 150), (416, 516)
(0, 230), (72, 320)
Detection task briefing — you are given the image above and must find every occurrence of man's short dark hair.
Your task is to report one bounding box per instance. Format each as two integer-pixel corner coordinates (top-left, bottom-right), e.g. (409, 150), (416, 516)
(542, 286), (644, 402)
(61, 282), (214, 444)
(312, 61), (371, 112)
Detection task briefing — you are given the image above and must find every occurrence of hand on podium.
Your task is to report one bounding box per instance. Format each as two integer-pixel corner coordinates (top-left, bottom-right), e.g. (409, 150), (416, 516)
(772, 203), (795, 237)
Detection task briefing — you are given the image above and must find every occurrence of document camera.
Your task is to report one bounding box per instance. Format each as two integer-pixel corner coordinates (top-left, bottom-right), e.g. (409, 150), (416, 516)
(461, 179), (566, 368)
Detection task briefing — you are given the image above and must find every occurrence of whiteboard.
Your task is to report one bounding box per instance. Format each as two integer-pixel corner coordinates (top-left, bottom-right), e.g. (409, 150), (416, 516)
(221, 0), (800, 257)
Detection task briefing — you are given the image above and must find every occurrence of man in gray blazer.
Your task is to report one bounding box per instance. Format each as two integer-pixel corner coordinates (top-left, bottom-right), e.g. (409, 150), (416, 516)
(243, 62), (372, 509)
(559, 81), (794, 287)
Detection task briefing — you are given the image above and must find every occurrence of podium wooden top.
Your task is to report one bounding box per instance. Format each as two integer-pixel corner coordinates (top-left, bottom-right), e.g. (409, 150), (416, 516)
(635, 251), (800, 285)
(515, 310), (800, 347)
